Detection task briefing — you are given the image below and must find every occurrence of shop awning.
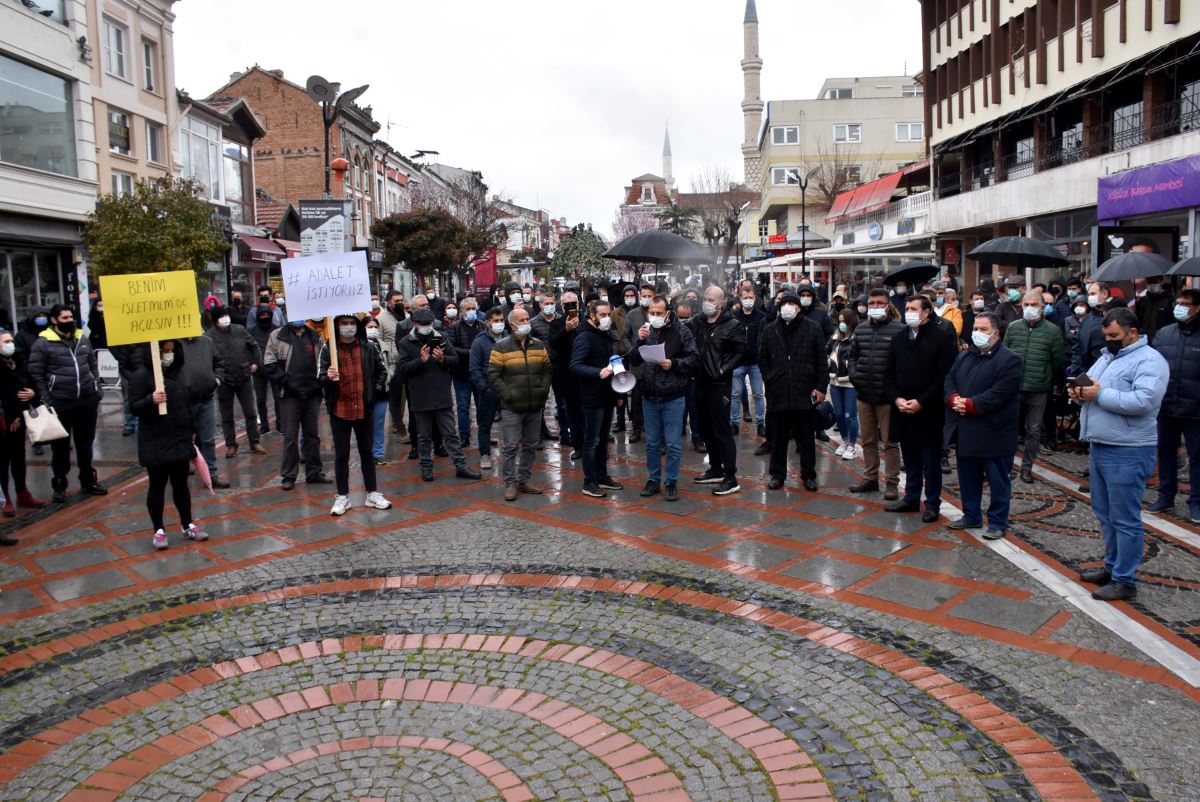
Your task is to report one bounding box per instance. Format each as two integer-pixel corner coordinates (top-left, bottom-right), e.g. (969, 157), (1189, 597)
(825, 159), (930, 223)
(275, 239), (302, 258)
(237, 235), (285, 262)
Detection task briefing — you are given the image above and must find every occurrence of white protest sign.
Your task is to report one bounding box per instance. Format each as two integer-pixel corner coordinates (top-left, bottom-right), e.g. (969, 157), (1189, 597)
(280, 250), (371, 321)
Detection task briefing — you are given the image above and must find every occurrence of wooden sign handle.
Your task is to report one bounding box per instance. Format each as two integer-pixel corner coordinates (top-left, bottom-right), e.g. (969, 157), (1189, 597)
(150, 339), (167, 415)
(325, 317), (339, 378)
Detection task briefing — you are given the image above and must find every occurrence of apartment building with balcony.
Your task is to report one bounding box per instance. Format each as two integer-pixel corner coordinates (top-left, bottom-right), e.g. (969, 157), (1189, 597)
(923, 0), (1199, 286)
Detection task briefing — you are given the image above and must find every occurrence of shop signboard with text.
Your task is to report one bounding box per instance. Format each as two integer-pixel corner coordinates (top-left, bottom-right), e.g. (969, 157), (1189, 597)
(299, 199), (349, 256)
(1097, 156), (1200, 220)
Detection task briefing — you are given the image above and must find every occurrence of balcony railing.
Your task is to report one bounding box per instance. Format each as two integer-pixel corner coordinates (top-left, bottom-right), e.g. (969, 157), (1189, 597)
(831, 191), (931, 234)
(935, 97), (1200, 199)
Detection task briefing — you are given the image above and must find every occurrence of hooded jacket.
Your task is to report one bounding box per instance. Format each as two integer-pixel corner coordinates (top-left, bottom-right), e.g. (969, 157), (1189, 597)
(15, 307), (48, 359)
(206, 317), (262, 385)
(1079, 336), (1168, 447)
(759, 313), (826, 411)
(687, 308), (745, 385)
(129, 340), (197, 467)
(319, 317), (388, 413)
(28, 324), (99, 405)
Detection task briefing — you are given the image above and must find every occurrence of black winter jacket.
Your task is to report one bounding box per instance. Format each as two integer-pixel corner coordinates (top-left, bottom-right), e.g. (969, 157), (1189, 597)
(179, 336), (220, 400)
(627, 320), (698, 401)
(14, 308), (48, 359)
(1153, 318), (1200, 419)
(799, 304), (835, 340)
(0, 352), (37, 429)
(129, 341), (197, 468)
(28, 327), (99, 405)
(884, 321), (958, 444)
(848, 315), (904, 404)
(759, 316), (826, 411)
(206, 323), (261, 385)
(731, 306), (766, 365)
(448, 318), (484, 379)
(394, 326), (455, 412)
(688, 310), (745, 385)
(547, 316), (582, 386)
(943, 343), (1023, 458)
(570, 321), (617, 408)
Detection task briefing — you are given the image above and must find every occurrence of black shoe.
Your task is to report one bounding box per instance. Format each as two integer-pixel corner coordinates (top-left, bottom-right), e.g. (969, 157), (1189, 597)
(756, 423), (766, 438)
(612, 422), (626, 433)
(694, 469), (723, 484)
(597, 478), (624, 491)
(753, 442), (771, 456)
(455, 466), (482, 480)
(0, 534), (17, 546)
(711, 478), (741, 496)
(815, 429), (830, 442)
(434, 445), (449, 458)
(1092, 582), (1136, 601)
(803, 478), (818, 492)
(982, 529), (1006, 541)
(122, 425), (134, 437)
(849, 480), (879, 493)
(921, 509), (939, 523)
(569, 451), (581, 460)
(307, 474), (333, 484)
(628, 431), (641, 443)
(742, 413), (752, 423)
(1146, 497), (1174, 513)
(768, 476), (785, 490)
(664, 483), (679, 502)
(1078, 567), (1111, 585)
(885, 500), (920, 513)
(1077, 483), (1090, 493)
(731, 423), (740, 436)
(421, 468), (435, 481)
(1020, 467), (1034, 484)
(640, 481), (661, 497)
(211, 476), (231, 489)
(582, 482), (606, 498)
(940, 455), (951, 475)
(692, 440), (707, 454)
(407, 449), (419, 460)
(947, 518), (981, 530)
(281, 478), (295, 491)
(82, 483), (108, 496)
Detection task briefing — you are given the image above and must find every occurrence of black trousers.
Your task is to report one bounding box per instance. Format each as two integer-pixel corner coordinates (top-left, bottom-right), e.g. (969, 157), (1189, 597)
(146, 460), (191, 531)
(0, 425), (29, 496)
(252, 372), (281, 431)
(49, 397), (99, 484)
(218, 378), (260, 448)
(628, 382), (644, 430)
(768, 409), (815, 480)
(330, 414), (376, 496)
(695, 382), (737, 478)
(280, 395), (323, 481)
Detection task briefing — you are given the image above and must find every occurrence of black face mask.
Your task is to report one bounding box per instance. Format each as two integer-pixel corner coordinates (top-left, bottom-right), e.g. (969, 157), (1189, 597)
(1106, 339), (1125, 355)
(56, 322), (74, 336)
(257, 317), (272, 328)
(259, 296), (271, 305)
(232, 298), (243, 307)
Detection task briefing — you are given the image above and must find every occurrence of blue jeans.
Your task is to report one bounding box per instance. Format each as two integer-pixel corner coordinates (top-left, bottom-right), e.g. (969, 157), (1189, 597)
(643, 396), (685, 485)
(476, 389), (500, 457)
(730, 364), (764, 425)
(1156, 416), (1200, 514)
(189, 397), (217, 477)
(371, 399), (388, 459)
(956, 454), (1014, 532)
(900, 441), (942, 512)
(581, 405), (614, 485)
(454, 377), (478, 446)
(1090, 443), (1156, 587)
(830, 385), (859, 444)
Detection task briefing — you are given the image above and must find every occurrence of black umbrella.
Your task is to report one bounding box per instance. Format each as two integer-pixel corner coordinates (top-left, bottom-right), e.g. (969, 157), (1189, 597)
(1092, 251), (1175, 282)
(882, 261), (939, 288)
(602, 229), (709, 265)
(968, 236), (1069, 268)
(1167, 256), (1200, 277)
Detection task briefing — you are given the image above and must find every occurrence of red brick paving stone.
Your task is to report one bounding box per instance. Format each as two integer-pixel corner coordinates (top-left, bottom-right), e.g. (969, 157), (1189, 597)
(615, 757), (673, 782)
(250, 697), (286, 721)
(508, 691), (549, 715)
(227, 705), (263, 729)
(380, 678), (407, 700)
(446, 681), (477, 704)
(354, 679), (380, 702)
(301, 686), (332, 709)
(401, 678), (431, 701)
(606, 744), (655, 767)
(488, 687), (526, 710)
(276, 691), (308, 715)
(328, 681), (356, 705)
(461, 633), (487, 651)
(82, 772), (138, 792)
(59, 791), (119, 802)
(590, 732), (636, 757)
(425, 680), (455, 703)
(776, 783), (836, 800)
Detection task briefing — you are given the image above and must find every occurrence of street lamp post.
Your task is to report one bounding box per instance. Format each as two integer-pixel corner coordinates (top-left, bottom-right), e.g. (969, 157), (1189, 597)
(789, 167), (820, 286)
(305, 76), (369, 198)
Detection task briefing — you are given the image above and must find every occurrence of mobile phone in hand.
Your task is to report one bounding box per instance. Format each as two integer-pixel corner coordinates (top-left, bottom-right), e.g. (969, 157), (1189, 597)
(1068, 373), (1093, 388)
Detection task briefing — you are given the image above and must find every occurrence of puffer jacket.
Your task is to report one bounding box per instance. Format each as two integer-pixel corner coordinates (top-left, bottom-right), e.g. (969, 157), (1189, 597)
(848, 314), (904, 404)
(626, 320), (698, 401)
(687, 309), (745, 385)
(28, 326), (99, 405)
(206, 322), (262, 385)
(570, 320), (618, 408)
(488, 334), (553, 413)
(1079, 336), (1168, 447)
(1152, 318), (1200, 419)
(179, 336), (219, 400)
(129, 340), (196, 468)
(1003, 317), (1065, 393)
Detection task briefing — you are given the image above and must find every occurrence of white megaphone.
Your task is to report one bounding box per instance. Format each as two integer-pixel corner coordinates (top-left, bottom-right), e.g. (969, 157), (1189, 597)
(609, 354), (637, 394)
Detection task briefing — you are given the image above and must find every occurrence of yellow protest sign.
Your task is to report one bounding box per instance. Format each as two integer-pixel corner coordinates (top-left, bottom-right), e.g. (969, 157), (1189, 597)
(98, 270), (203, 346)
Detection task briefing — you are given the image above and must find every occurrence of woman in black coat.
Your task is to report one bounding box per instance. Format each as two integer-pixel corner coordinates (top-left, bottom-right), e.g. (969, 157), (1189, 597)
(130, 340), (207, 550)
(0, 329), (43, 527)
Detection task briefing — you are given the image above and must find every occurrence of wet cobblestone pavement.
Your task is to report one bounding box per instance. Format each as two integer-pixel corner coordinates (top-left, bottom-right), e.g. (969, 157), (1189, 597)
(1, 400), (1198, 801)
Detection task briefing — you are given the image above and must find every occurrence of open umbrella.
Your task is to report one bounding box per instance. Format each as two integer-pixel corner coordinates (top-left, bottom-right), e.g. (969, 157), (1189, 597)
(1092, 251), (1175, 282)
(968, 236), (1069, 268)
(882, 261), (939, 288)
(1167, 256), (1200, 277)
(602, 229), (709, 264)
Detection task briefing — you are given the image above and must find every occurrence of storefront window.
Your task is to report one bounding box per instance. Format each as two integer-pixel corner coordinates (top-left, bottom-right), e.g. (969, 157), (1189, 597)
(0, 251), (67, 326)
(0, 53), (77, 177)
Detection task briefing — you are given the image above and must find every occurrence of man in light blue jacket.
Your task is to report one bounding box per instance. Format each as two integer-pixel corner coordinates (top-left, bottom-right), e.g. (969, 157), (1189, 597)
(1069, 307), (1167, 601)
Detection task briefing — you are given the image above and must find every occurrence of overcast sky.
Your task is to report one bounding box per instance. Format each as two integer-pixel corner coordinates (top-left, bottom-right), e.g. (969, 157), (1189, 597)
(173, 0), (922, 240)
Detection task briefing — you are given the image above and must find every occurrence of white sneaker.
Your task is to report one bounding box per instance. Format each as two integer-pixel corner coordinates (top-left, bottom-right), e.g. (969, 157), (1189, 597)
(330, 494), (351, 516)
(152, 529), (168, 550)
(364, 491), (391, 510)
(184, 523), (209, 541)
(842, 445), (857, 460)
(480, 454), (492, 470)
(834, 443), (847, 457)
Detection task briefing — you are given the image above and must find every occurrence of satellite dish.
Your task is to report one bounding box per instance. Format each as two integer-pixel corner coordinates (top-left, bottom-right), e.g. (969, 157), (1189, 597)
(306, 75), (335, 104)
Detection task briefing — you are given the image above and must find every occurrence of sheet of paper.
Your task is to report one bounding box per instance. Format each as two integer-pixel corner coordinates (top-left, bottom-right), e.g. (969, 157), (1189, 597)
(638, 343), (667, 363)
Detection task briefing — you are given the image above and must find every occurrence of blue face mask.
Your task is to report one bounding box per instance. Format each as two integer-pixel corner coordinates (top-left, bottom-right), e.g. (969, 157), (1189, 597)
(34, 316), (48, 328)
(289, 321), (305, 329)
(465, 310), (478, 323)
(1044, 304), (1055, 315)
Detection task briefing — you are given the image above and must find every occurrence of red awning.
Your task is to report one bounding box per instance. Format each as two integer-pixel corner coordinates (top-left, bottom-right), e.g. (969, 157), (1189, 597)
(857, 171), (904, 216)
(825, 189), (853, 222)
(826, 163), (923, 223)
(237, 235), (285, 262)
(901, 158), (931, 177)
(275, 239), (302, 258)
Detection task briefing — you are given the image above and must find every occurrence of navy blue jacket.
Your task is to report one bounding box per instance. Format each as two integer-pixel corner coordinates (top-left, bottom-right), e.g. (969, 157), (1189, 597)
(570, 320), (617, 408)
(1152, 318), (1200, 419)
(943, 343), (1023, 458)
(731, 306), (766, 365)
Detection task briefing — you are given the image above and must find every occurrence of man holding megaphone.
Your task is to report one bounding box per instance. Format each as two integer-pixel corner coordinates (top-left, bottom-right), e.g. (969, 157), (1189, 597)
(570, 299), (624, 498)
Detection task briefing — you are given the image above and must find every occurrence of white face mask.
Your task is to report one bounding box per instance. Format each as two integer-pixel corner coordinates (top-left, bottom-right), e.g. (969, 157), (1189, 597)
(648, 314), (667, 329)
(624, 297), (637, 307)
(1074, 305), (1088, 317)
(522, 293), (532, 302)
(0, 342), (15, 357)
(701, 302), (718, 317)
(416, 325), (433, 336)
(799, 296), (812, 307)
(779, 305), (798, 321)
(542, 304), (556, 317)
(95, 304), (103, 313)
(894, 284), (907, 295)
(217, 316), (230, 328)
(161, 353), (175, 367)
(445, 308), (458, 319)
(740, 297), (754, 309)
(366, 328), (380, 339)
(516, 323), (532, 337)
(971, 330), (992, 350)
(636, 296), (650, 308)
(905, 311), (922, 328)
(1087, 294), (1102, 308)
(275, 297), (285, 307)
(972, 299), (985, 311)
(338, 325), (357, 338)
(857, 305), (867, 316)
(1022, 306), (1042, 322)
(426, 290), (436, 298)
(371, 300), (380, 310)
(1175, 304), (1191, 322)
(509, 293), (522, 304)
(597, 317), (613, 331)
(490, 322), (506, 335)
(867, 307), (887, 321)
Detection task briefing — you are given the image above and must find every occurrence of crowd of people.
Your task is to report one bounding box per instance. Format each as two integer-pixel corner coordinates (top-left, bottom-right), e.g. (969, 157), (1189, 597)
(0, 270), (1194, 603)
